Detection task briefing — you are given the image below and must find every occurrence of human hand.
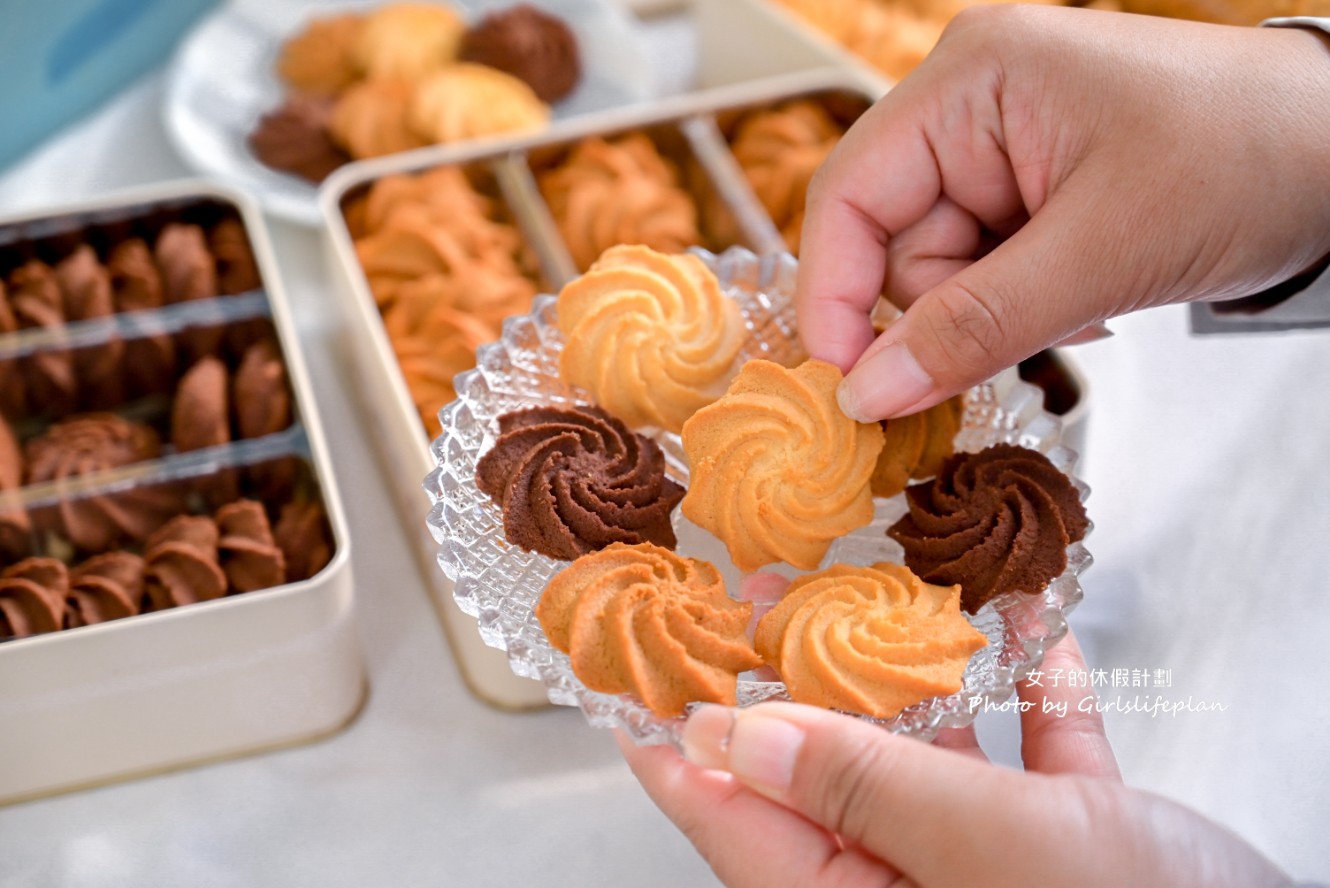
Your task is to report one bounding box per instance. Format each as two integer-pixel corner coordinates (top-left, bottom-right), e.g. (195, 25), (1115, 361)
(620, 628), (1288, 888)
(795, 6), (1330, 420)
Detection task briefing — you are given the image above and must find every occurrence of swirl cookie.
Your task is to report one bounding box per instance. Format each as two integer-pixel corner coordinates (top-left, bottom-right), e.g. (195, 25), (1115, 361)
(538, 135), (700, 271)
(476, 405), (685, 561)
(330, 80), (429, 160)
(352, 3), (464, 82)
(755, 562), (987, 718)
(681, 359), (884, 572)
(888, 444), (1089, 613)
(871, 394), (964, 498)
(0, 558), (67, 638)
(277, 12), (364, 95)
(557, 245), (745, 433)
(408, 64), (549, 146)
(536, 542), (761, 715)
(730, 100), (843, 253)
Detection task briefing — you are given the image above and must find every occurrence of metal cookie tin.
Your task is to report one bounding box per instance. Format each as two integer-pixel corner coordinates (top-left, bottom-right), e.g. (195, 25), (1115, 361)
(0, 181), (362, 804)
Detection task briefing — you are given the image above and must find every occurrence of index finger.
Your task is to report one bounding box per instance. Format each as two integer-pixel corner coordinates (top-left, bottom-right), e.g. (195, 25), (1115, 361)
(795, 99), (942, 373)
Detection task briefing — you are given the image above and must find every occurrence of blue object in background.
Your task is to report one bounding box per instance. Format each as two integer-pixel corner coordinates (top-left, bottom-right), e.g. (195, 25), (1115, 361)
(0, 0), (218, 171)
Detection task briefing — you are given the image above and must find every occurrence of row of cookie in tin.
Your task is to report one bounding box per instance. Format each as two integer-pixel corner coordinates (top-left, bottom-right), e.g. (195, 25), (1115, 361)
(0, 198), (335, 639)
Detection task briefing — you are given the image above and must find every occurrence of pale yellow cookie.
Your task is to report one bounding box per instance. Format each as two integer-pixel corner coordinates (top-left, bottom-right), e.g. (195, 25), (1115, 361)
(681, 359), (885, 572)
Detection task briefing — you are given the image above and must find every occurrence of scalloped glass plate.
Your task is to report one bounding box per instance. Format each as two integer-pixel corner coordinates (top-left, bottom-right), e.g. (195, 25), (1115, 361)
(425, 247), (1091, 746)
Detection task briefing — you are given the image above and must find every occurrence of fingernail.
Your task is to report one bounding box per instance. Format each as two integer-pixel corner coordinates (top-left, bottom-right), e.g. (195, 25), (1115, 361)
(1055, 323), (1114, 347)
(838, 341), (933, 421)
(681, 704), (736, 772)
(727, 712), (804, 798)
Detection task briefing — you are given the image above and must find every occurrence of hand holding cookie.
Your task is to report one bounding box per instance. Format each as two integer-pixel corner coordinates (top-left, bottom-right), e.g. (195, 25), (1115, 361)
(796, 7), (1330, 420)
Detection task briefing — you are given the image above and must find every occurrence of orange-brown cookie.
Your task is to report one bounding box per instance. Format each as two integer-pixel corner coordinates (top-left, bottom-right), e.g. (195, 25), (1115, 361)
(353, 2), (465, 82)
(754, 562), (986, 718)
(330, 79), (429, 160)
(557, 245), (744, 434)
(277, 12), (364, 95)
(681, 359), (885, 572)
(384, 299), (494, 438)
(407, 63), (549, 145)
(536, 542), (761, 716)
(871, 394), (964, 498)
(538, 134), (700, 270)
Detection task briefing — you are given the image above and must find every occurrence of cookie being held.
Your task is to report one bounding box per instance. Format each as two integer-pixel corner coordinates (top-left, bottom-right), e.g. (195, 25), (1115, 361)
(681, 359), (885, 572)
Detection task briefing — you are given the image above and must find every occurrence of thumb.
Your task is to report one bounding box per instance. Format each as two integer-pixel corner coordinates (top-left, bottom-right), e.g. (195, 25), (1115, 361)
(836, 198), (1117, 421)
(682, 701), (1067, 885)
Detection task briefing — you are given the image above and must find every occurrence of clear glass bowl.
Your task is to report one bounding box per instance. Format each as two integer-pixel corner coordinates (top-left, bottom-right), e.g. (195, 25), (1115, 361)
(424, 247), (1091, 746)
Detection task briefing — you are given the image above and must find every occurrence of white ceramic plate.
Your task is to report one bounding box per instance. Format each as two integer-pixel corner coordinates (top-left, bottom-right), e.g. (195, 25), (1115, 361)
(163, 0), (660, 225)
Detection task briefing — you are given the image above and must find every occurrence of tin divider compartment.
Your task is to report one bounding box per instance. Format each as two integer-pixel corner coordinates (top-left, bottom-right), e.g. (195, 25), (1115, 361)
(678, 114), (785, 255)
(0, 291), (318, 565)
(709, 87), (876, 256)
(519, 117), (770, 273)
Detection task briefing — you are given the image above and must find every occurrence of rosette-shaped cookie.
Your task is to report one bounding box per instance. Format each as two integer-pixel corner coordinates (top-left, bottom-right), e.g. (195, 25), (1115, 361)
(383, 299), (494, 437)
(360, 167), (500, 236)
(356, 205), (526, 307)
(25, 414), (167, 551)
(731, 101), (842, 253)
(539, 134), (700, 271)
(25, 414), (161, 484)
(55, 245), (124, 408)
(0, 414), (30, 561)
(0, 558), (67, 638)
(536, 542), (761, 715)
(352, 2), (464, 82)
(888, 443), (1090, 613)
(216, 500), (285, 593)
(8, 260), (76, 415)
(109, 239), (176, 397)
(274, 499), (334, 582)
(388, 262), (535, 333)
(407, 63), (550, 146)
(681, 359), (885, 572)
(476, 405), (685, 561)
(557, 245), (744, 433)
(871, 394), (964, 498)
(210, 219), (262, 295)
(66, 553), (144, 628)
(172, 357), (230, 453)
(755, 562), (987, 718)
(249, 95), (349, 184)
(330, 80), (428, 160)
(458, 4), (581, 102)
(144, 515), (227, 610)
(277, 12), (364, 95)
(233, 338), (292, 440)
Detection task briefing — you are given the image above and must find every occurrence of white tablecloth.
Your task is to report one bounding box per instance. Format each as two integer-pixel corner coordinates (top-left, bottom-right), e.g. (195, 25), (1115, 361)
(0, 19), (1327, 887)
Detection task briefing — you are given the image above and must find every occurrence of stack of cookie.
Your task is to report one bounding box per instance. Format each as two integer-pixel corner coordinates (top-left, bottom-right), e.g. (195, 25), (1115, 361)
(348, 166), (541, 437)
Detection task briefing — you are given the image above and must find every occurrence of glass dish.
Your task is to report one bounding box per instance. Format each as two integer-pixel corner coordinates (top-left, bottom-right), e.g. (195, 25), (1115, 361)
(424, 247), (1091, 745)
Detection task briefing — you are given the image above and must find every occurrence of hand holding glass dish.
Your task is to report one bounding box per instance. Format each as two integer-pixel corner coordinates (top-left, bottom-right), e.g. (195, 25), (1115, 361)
(425, 244), (1092, 743)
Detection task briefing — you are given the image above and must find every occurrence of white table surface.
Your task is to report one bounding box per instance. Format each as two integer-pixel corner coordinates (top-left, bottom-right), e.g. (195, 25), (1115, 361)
(1, 13), (1328, 887)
